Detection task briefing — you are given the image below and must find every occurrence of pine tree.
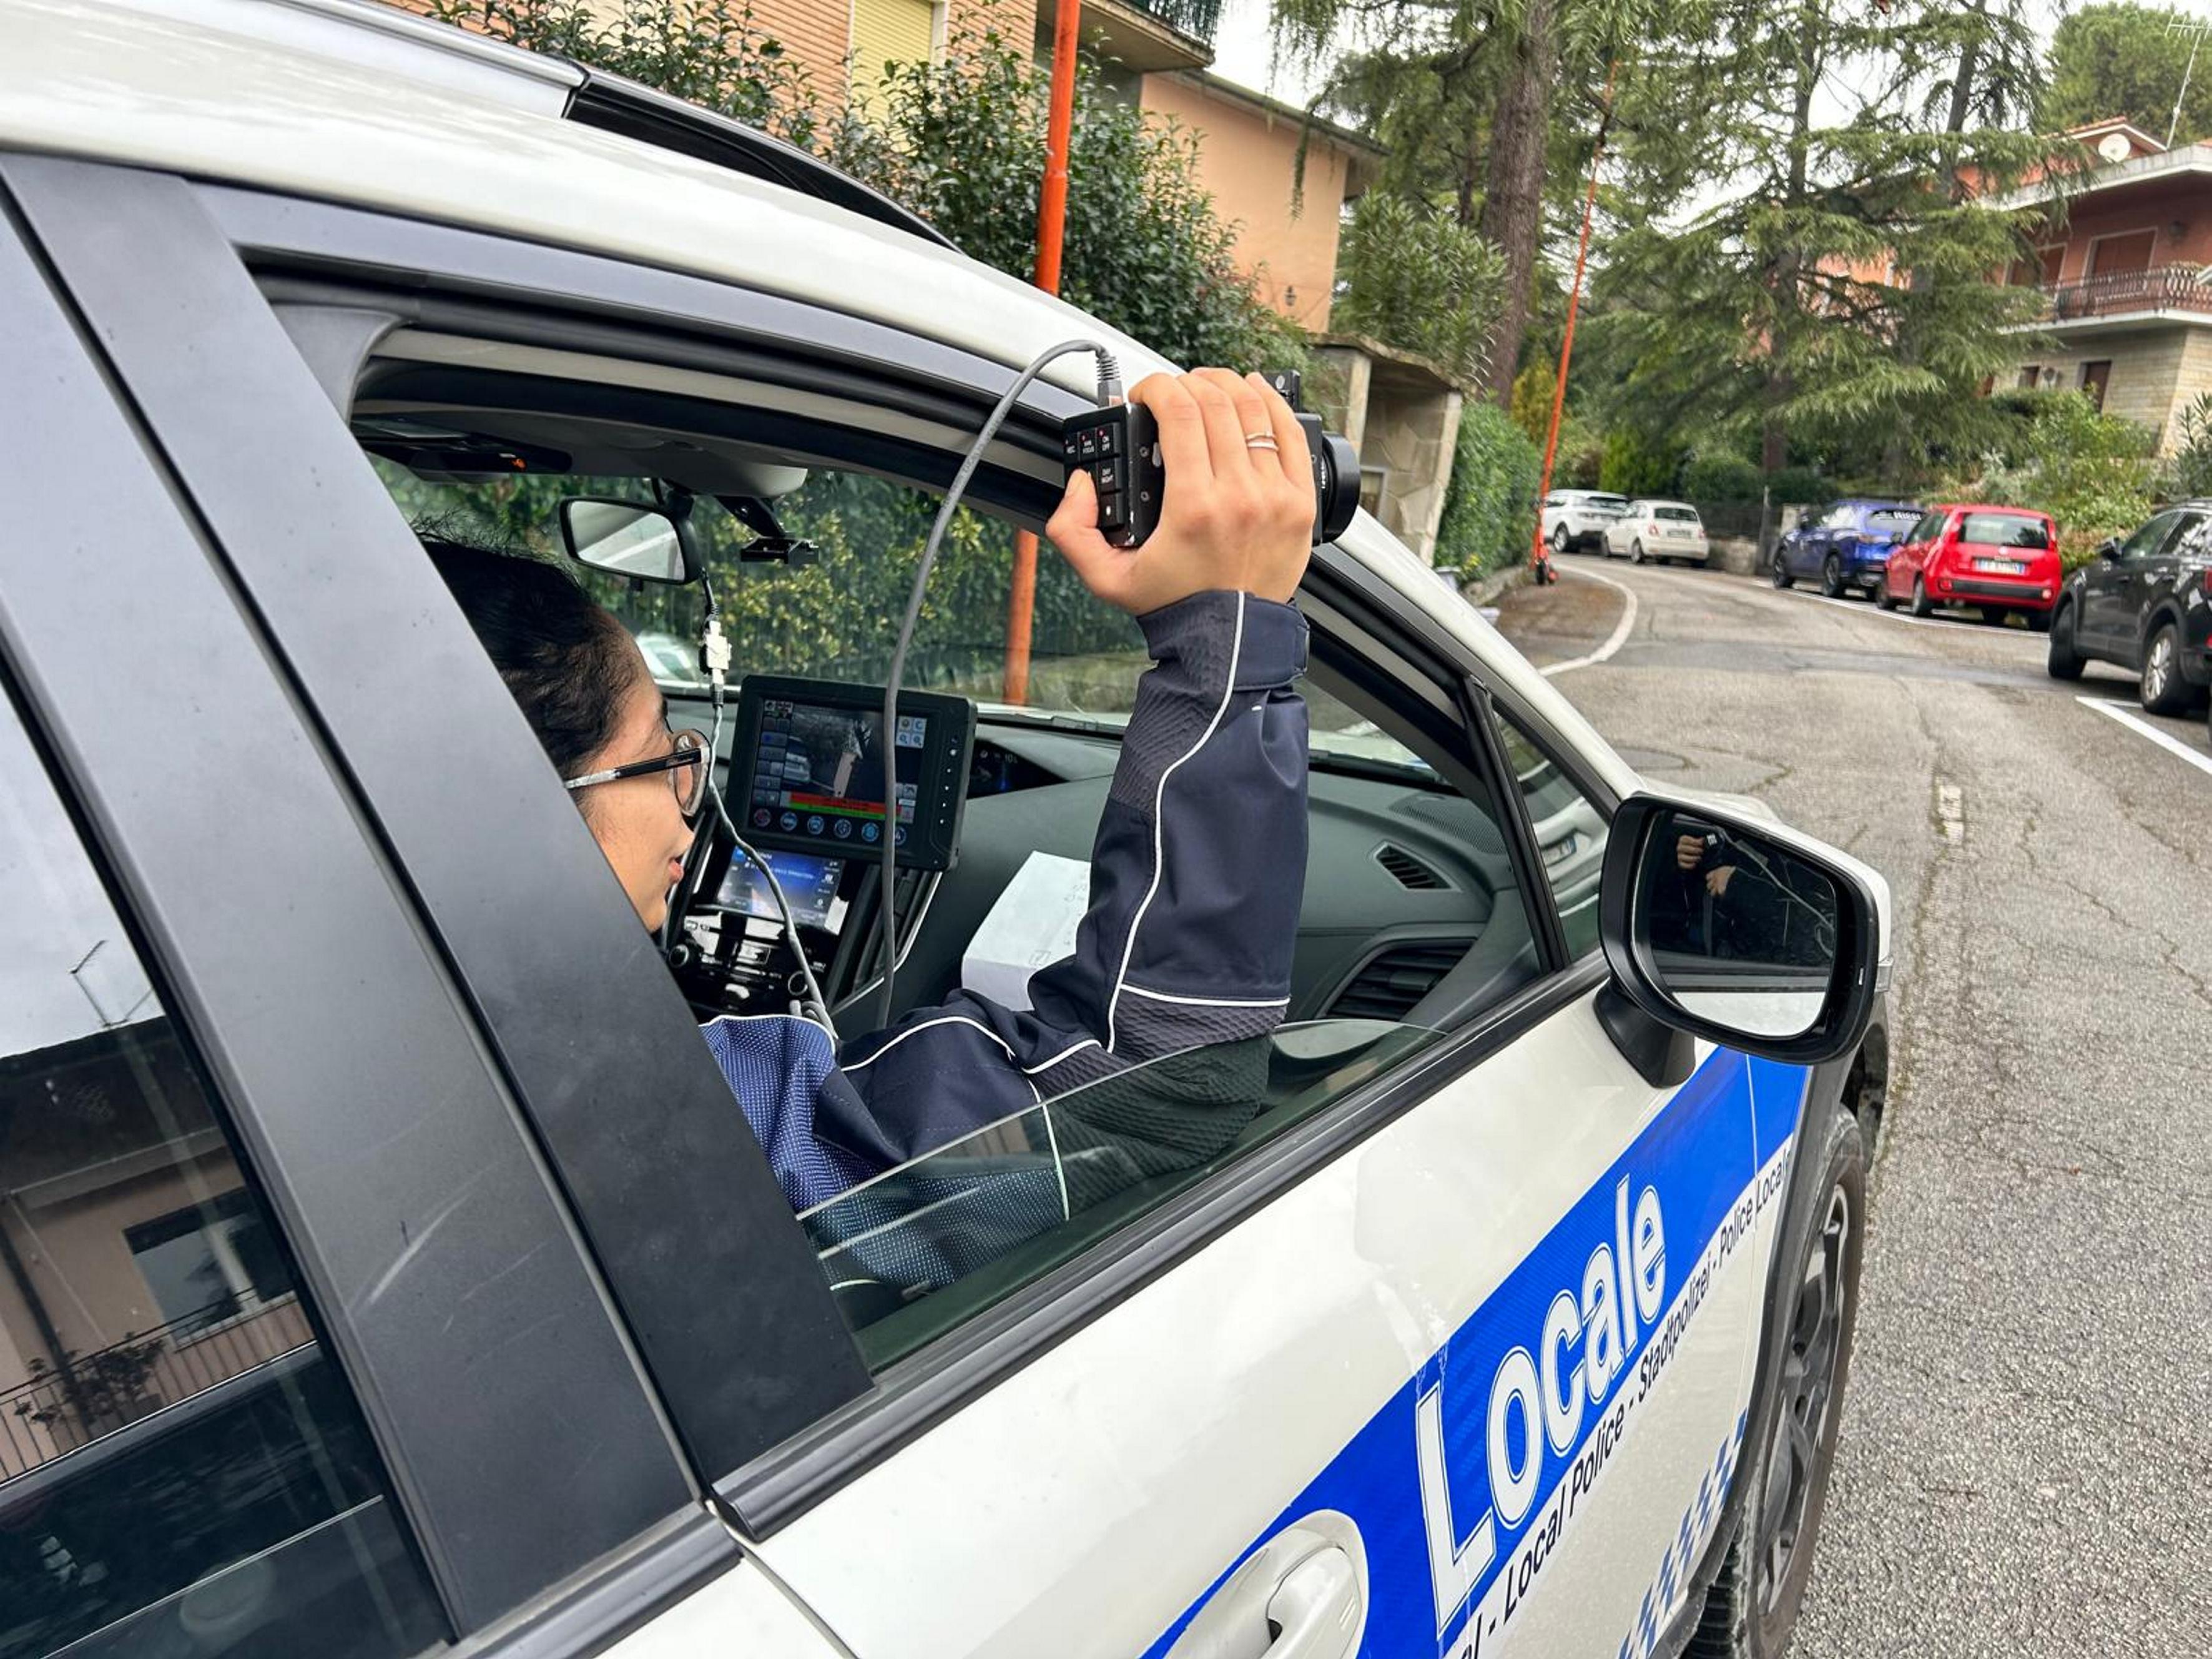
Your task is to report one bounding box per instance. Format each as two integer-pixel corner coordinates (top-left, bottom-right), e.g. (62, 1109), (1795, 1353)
(1591, 0), (2055, 480)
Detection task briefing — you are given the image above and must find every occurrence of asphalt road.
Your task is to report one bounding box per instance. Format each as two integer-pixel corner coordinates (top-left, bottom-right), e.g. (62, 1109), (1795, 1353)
(1494, 558), (2212, 1656)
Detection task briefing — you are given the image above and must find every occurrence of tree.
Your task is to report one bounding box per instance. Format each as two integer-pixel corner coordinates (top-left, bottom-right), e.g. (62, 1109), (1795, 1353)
(1274, 0), (1661, 403)
(1508, 360), (1556, 445)
(1598, 426), (1681, 495)
(1332, 193), (1507, 384)
(2040, 3), (2212, 149)
(1880, 0), (2047, 479)
(1591, 0), (2053, 481)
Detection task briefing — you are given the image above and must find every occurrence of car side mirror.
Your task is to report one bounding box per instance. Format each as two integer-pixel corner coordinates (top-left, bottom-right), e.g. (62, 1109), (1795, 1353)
(1598, 794), (1882, 1071)
(558, 497), (697, 584)
(2096, 538), (2122, 563)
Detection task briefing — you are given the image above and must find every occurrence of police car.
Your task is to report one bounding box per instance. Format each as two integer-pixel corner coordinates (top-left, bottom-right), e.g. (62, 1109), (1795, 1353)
(0, 3), (1891, 1657)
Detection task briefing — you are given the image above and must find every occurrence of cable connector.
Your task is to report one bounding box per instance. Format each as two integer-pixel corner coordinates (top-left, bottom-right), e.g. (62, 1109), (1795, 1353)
(1093, 347), (1124, 408)
(700, 612), (732, 689)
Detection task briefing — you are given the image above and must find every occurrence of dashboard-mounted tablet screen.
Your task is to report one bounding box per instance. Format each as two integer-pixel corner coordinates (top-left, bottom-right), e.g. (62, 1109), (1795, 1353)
(732, 677), (975, 872)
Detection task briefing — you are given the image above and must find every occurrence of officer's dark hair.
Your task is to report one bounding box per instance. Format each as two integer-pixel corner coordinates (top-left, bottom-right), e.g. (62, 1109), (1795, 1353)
(421, 532), (639, 782)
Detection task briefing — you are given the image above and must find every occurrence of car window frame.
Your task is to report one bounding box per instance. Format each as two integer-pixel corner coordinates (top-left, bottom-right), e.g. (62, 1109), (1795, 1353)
(2121, 510), (2178, 562)
(160, 170), (1623, 1533)
(2158, 510), (2206, 559)
(0, 160), (730, 1649)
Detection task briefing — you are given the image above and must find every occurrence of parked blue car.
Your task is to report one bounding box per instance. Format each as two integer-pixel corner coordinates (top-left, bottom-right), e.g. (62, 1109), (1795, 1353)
(1770, 498), (1925, 598)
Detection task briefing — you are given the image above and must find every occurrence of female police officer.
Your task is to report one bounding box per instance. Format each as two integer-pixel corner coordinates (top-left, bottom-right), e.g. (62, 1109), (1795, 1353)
(433, 368), (1316, 1211)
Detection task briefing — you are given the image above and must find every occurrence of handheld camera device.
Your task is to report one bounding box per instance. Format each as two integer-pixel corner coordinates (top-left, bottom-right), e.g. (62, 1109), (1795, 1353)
(1059, 373), (1360, 550)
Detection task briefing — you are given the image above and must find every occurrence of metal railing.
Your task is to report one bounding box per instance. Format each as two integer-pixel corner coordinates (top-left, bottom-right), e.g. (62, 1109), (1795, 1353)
(1112, 0), (1222, 44)
(1, 1296), (312, 1480)
(2033, 263), (2212, 323)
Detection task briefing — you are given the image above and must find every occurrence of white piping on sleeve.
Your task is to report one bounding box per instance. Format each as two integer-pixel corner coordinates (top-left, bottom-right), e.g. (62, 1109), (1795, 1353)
(1023, 1036), (1102, 1075)
(1120, 984), (1290, 1008)
(840, 1013), (1018, 1071)
(1038, 1098), (1070, 1221)
(1106, 591), (1247, 1055)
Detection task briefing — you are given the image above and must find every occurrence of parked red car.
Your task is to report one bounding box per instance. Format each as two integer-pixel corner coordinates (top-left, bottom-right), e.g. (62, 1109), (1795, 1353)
(1877, 503), (2062, 628)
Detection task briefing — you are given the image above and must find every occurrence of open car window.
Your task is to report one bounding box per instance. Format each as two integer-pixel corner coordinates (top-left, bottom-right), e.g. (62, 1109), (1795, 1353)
(350, 343), (1550, 1394)
(803, 1020), (1443, 1370)
(370, 460), (1417, 777)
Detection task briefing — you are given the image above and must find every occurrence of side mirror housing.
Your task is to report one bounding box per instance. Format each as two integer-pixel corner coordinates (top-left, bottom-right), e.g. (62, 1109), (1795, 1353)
(558, 497), (697, 584)
(1598, 794), (1884, 1069)
(2096, 537), (2123, 563)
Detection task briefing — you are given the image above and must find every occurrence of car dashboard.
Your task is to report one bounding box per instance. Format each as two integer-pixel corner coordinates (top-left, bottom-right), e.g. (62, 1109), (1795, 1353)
(668, 705), (1538, 1041)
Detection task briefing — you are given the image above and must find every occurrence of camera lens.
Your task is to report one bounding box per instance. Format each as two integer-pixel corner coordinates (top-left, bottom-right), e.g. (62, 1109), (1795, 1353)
(1317, 432), (1360, 543)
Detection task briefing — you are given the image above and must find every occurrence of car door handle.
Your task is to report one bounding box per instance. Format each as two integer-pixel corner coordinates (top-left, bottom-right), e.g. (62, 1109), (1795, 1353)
(1167, 1513), (1368, 1659)
(1263, 1547), (1362, 1659)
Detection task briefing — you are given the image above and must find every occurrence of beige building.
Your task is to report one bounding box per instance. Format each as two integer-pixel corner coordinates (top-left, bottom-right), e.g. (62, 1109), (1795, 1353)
(1138, 69), (1380, 331)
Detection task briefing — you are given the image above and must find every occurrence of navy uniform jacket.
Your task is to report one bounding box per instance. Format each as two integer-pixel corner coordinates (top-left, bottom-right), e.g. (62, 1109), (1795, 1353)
(702, 589), (1310, 1212)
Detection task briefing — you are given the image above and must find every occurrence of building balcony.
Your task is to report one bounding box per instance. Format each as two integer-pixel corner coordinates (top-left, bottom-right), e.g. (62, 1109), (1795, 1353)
(2012, 263), (2212, 335)
(1123, 0), (1221, 40)
(1034, 0), (1217, 74)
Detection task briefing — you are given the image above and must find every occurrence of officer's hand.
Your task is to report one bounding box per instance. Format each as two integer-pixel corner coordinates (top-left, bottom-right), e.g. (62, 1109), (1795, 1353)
(1706, 865), (1736, 897)
(1049, 368), (1315, 614)
(1676, 834), (1704, 870)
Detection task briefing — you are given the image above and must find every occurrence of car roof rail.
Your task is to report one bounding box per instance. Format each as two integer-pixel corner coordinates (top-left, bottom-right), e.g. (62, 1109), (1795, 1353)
(564, 71), (958, 253)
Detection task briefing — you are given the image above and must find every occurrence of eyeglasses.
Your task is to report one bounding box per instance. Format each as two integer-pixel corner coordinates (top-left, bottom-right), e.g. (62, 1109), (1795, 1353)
(565, 727), (709, 821)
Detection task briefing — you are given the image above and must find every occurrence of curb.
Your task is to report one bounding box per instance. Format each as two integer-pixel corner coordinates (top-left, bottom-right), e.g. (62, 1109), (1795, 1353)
(1463, 563), (1535, 608)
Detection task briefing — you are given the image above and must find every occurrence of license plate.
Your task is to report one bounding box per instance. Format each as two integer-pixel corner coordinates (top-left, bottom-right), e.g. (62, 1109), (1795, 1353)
(1668, 528), (1693, 538)
(1974, 558), (2027, 575)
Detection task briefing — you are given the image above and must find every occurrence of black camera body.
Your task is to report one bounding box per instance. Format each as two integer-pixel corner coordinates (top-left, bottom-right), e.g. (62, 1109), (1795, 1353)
(1059, 398), (1360, 551)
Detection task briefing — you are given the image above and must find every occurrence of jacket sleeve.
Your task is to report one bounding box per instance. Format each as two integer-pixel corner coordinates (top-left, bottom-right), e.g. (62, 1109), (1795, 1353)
(812, 589), (1310, 1170)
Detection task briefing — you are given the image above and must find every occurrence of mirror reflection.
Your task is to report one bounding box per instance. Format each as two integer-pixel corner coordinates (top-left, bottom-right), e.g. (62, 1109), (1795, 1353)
(559, 497), (687, 583)
(1638, 809), (1841, 1039)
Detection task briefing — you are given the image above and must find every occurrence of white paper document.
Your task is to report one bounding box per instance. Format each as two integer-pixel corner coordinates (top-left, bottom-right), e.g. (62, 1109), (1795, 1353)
(960, 852), (1093, 1011)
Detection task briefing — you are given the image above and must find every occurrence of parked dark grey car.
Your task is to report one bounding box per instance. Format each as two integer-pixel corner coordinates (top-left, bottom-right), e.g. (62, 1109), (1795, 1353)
(2046, 503), (2212, 720)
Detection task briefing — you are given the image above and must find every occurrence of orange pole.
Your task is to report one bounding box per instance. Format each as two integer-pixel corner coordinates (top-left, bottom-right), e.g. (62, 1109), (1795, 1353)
(1532, 60), (1619, 586)
(1004, 0), (1084, 705)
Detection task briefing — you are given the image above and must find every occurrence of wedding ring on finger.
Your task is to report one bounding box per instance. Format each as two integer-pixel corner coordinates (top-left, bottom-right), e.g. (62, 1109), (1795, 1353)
(1244, 431), (1281, 451)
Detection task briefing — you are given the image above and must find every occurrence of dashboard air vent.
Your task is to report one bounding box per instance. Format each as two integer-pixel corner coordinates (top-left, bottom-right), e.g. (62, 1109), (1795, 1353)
(1375, 844), (1447, 890)
(1327, 940), (1468, 1020)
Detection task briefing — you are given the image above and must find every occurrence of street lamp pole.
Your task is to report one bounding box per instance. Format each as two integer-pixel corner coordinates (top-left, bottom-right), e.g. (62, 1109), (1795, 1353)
(1004, 0), (1084, 704)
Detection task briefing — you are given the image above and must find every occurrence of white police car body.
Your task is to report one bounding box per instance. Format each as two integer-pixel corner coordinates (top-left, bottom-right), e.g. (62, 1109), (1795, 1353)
(0, 5), (1890, 1658)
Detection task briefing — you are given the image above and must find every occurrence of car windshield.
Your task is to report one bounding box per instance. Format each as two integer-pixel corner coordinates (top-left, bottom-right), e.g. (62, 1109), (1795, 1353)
(1653, 506), (1698, 522)
(1868, 510), (1920, 533)
(1587, 495), (1630, 512)
(370, 460), (1430, 777)
(1957, 513), (2048, 549)
(802, 1020), (1442, 1367)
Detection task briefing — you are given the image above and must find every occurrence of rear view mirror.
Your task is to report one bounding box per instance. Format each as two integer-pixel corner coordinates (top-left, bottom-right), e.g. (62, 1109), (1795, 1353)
(1599, 795), (1880, 1065)
(2096, 538), (2123, 563)
(559, 497), (694, 584)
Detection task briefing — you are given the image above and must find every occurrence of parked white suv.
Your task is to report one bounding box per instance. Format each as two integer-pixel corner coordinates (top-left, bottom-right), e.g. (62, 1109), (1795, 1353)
(0, 3), (1890, 1658)
(1541, 489), (1631, 554)
(1603, 500), (1712, 566)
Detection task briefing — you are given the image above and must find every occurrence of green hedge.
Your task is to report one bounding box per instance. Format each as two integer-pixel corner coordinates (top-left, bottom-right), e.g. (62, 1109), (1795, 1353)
(1436, 401), (1543, 580)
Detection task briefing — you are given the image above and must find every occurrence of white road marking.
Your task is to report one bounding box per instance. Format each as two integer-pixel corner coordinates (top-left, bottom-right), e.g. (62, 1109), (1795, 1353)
(1934, 780), (1965, 842)
(1541, 564), (1639, 677)
(2077, 697), (2212, 778)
